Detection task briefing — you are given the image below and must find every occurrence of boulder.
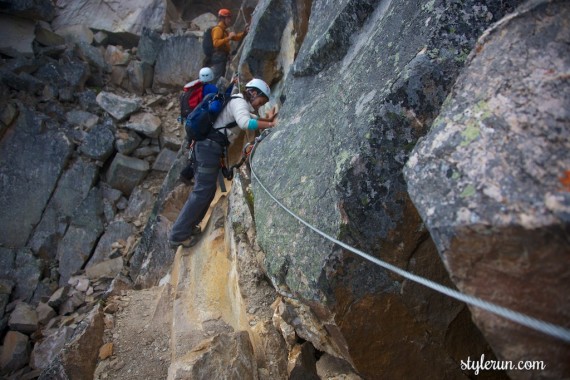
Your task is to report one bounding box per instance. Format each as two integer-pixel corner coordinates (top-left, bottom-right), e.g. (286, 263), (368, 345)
(30, 326), (74, 370)
(152, 148), (178, 172)
(38, 305), (104, 380)
(76, 41), (109, 74)
(127, 60), (154, 95)
(8, 302), (39, 334)
(65, 109), (99, 129)
(96, 91), (142, 121)
(152, 34), (204, 91)
(47, 287), (69, 311)
(133, 144), (160, 159)
(316, 353), (361, 380)
(79, 123), (116, 161)
(87, 221), (135, 267)
(190, 13), (217, 31)
(0, 69), (45, 94)
(93, 31), (109, 46)
(160, 133), (183, 152)
(125, 112), (162, 138)
(167, 332), (256, 380)
(112, 66), (128, 88)
(123, 187), (154, 222)
(2, 56), (41, 75)
(0, 331), (30, 374)
(85, 257), (123, 280)
(58, 291), (85, 315)
(1, 101), (19, 127)
(104, 45), (131, 66)
(51, 0), (178, 48)
(288, 342), (319, 380)
(116, 128), (143, 155)
(404, 1), (570, 378)
(33, 50), (90, 96)
(35, 22), (65, 47)
(106, 153), (150, 196)
(0, 14), (35, 56)
(77, 89), (100, 113)
(110, 65), (128, 87)
(36, 302), (56, 325)
(55, 24), (94, 45)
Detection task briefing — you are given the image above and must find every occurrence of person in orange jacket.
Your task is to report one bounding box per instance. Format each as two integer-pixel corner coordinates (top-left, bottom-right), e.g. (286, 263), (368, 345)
(210, 8), (248, 83)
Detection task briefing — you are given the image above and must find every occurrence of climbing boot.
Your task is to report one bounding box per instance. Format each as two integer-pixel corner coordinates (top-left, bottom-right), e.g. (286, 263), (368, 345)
(169, 236), (198, 249)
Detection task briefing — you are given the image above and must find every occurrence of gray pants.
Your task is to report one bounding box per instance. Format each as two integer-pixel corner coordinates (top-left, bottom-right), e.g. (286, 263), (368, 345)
(169, 139), (223, 242)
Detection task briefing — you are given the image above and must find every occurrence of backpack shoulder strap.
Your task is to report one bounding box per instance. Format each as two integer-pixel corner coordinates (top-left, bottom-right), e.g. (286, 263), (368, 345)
(214, 95), (242, 131)
(210, 25), (225, 41)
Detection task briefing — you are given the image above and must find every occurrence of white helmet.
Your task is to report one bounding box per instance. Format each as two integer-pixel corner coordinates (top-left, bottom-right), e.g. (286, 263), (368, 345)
(199, 67), (214, 82)
(246, 78), (270, 99)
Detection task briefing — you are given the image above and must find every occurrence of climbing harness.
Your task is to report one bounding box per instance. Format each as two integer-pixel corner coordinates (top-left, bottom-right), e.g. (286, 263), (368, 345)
(221, 129), (270, 183)
(248, 132), (570, 344)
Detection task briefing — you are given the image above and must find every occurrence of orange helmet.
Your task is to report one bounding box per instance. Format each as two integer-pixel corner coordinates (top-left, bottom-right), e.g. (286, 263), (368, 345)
(218, 9), (231, 17)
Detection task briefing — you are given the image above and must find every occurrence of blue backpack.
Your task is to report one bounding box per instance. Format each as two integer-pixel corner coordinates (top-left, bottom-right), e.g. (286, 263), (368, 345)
(185, 93), (238, 144)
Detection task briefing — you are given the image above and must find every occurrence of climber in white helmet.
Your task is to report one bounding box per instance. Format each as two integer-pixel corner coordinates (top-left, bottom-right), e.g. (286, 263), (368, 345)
(169, 77), (277, 248)
(178, 67), (237, 185)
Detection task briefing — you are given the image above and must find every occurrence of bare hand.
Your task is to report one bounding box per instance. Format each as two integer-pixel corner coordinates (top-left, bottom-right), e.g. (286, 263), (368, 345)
(270, 116), (278, 127)
(265, 106), (278, 120)
(228, 31), (236, 39)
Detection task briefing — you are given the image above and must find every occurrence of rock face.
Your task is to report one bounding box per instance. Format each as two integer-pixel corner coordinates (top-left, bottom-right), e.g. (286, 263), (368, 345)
(51, 0), (179, 47)
(0, 108), (74, 247)
(404, 1), (570, 378)
(253, 0), (522, 378)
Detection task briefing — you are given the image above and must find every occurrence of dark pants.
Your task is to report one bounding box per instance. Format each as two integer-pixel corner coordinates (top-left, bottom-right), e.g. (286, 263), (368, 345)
(169, 139), (223, 242)
(211, 51), (229, 84)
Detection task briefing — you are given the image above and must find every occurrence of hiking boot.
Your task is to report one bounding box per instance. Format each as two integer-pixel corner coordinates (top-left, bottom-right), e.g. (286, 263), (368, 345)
(169, 236), (198, 249)
(179, 163), (194, 185)
(169, 226), (201, 249)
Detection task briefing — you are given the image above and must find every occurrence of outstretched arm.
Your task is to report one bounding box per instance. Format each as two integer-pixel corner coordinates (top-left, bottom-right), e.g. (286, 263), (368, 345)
(256, 117), (278, 130)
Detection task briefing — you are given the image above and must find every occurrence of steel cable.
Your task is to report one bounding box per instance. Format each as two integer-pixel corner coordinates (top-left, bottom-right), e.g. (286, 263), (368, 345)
(249, 132), (570, 344)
